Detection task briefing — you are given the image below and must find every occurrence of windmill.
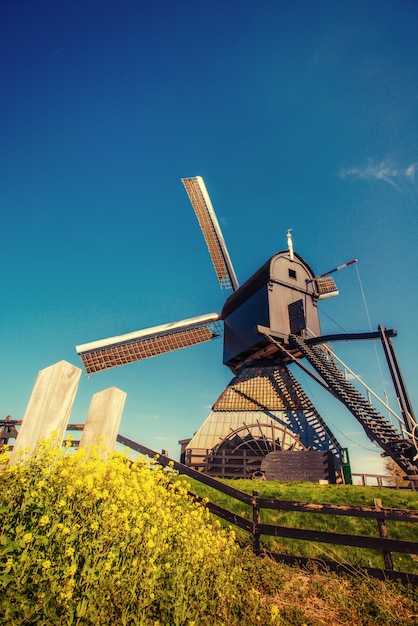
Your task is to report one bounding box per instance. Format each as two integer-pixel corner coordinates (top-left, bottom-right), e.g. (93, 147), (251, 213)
(76, 177), (418, 481)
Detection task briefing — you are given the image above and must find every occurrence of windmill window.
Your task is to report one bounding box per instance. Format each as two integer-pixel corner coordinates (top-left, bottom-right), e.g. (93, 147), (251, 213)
(288, 269), (297, 280)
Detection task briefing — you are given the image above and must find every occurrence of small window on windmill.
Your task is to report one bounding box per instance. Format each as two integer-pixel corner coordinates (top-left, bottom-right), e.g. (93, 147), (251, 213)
(288, 299), (306, 334)
(315, 277), (339, 299)
(288, 268), (297, 280)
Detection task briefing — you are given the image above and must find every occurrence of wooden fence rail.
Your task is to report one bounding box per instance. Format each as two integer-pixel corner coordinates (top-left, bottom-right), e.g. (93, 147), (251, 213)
(2, 423), (416, 584)
(117, 435), (418, 585)
(351, 472), (411, 489)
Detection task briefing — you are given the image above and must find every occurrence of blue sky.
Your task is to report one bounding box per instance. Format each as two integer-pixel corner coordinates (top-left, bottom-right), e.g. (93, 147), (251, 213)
(1, 0), (417, 474)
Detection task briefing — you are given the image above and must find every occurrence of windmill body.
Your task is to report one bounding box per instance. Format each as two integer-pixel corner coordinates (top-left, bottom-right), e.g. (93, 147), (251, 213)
(76, 176), (418, 481)
(221, 250), (322, 371)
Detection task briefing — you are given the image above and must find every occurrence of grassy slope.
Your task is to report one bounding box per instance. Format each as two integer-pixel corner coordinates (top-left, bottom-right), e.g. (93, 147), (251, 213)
(181, 478), (418, 573)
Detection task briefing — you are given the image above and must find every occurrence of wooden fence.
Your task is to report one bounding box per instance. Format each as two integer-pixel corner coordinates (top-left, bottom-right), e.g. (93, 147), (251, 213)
(352, 472), (415, 489)
(2, 361), (126, 462)
(117, 435), (418, 585)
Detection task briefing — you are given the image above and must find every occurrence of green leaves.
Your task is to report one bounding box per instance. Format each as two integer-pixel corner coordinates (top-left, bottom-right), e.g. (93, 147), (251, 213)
(0, 537), (16, 556)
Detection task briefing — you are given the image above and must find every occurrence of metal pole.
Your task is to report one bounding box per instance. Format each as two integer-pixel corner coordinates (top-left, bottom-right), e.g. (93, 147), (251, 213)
(379, 325), (416, 434)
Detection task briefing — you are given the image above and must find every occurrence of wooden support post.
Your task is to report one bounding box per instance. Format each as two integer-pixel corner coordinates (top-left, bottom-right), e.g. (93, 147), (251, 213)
(79, 387), (126, 455)
(252, 489), (261, 554)
(9, 361), (81, 464)
(374, 498), (394, 571)
(0, 415), (19, 446)
(407, 476), (418, 491)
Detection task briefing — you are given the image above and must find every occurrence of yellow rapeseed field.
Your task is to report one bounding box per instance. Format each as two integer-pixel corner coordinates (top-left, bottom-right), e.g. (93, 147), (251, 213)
(0, 439), (416, 625)
(0, 439), (263, 624)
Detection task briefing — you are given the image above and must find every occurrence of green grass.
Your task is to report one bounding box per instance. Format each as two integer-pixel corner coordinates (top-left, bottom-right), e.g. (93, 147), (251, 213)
(1, 443), (417, 625)
(180, 477), (418, 573)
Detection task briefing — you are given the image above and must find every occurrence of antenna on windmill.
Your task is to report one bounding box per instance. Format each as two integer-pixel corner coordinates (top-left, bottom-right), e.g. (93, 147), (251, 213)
(305, 258), (358, 300)
(287, 228), (294, 261)
(307, 259), (358, 284)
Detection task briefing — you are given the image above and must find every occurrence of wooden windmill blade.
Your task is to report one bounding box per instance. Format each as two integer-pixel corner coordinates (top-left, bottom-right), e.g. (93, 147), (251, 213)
(76, 313), (222, 375)
(181, 176), (239, 291)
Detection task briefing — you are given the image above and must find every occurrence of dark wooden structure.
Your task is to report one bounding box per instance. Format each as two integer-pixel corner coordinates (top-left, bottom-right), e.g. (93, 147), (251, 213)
(260, 450), (336, 483)
(221, 251), (323, 371)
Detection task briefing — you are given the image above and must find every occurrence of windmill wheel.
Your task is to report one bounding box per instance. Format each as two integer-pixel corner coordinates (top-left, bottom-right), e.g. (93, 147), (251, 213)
(206, 422), (308, 479)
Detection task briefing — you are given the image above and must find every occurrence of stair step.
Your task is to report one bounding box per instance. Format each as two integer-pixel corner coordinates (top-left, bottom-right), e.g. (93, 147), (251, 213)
(291, 335), (415, 475)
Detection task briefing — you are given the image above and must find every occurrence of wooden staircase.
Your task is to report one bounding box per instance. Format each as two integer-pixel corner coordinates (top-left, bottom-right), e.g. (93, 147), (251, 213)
(289, 334), (418, 476)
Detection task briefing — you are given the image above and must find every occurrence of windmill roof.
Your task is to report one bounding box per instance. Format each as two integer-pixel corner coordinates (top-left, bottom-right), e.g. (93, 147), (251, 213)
(221, 250), (315, 319)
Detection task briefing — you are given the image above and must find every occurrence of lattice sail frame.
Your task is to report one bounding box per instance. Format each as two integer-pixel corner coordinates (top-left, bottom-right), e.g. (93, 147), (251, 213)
(315, 276), (339, 299)
(76, 314), (222, 375)
(182, 176), (239, 291)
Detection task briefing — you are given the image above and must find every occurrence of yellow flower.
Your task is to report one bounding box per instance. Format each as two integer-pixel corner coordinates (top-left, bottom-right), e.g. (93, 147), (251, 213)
(39, 515), (50, 527)
(42, 559), (52, 570)
(23, 532), (33, 543)
(60, 589), (73, 601)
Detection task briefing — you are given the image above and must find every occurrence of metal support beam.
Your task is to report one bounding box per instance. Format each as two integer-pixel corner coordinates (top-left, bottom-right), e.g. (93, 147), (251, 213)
(305, 329), (397, 345)
(379, 325), (417, 435)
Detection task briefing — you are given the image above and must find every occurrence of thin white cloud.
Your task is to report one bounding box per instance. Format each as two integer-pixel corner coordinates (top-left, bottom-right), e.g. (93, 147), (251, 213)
(345, 372), (360, 381)
(406, 163), (416, 180)
(339, 158), (417, 190)
(138, 413), (159, 421)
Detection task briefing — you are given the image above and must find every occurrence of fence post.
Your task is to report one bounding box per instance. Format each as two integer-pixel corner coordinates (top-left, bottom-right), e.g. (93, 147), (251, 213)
(374, 498), (394, 571)
(9, 361), (81, 464)
(252, 490), (261, 554)
(79, 387), (126, 455)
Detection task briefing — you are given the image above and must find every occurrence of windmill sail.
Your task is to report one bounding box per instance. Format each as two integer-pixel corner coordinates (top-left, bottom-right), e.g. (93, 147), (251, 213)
(76, 313), (222, 375)
(182, 176), (239, 291)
